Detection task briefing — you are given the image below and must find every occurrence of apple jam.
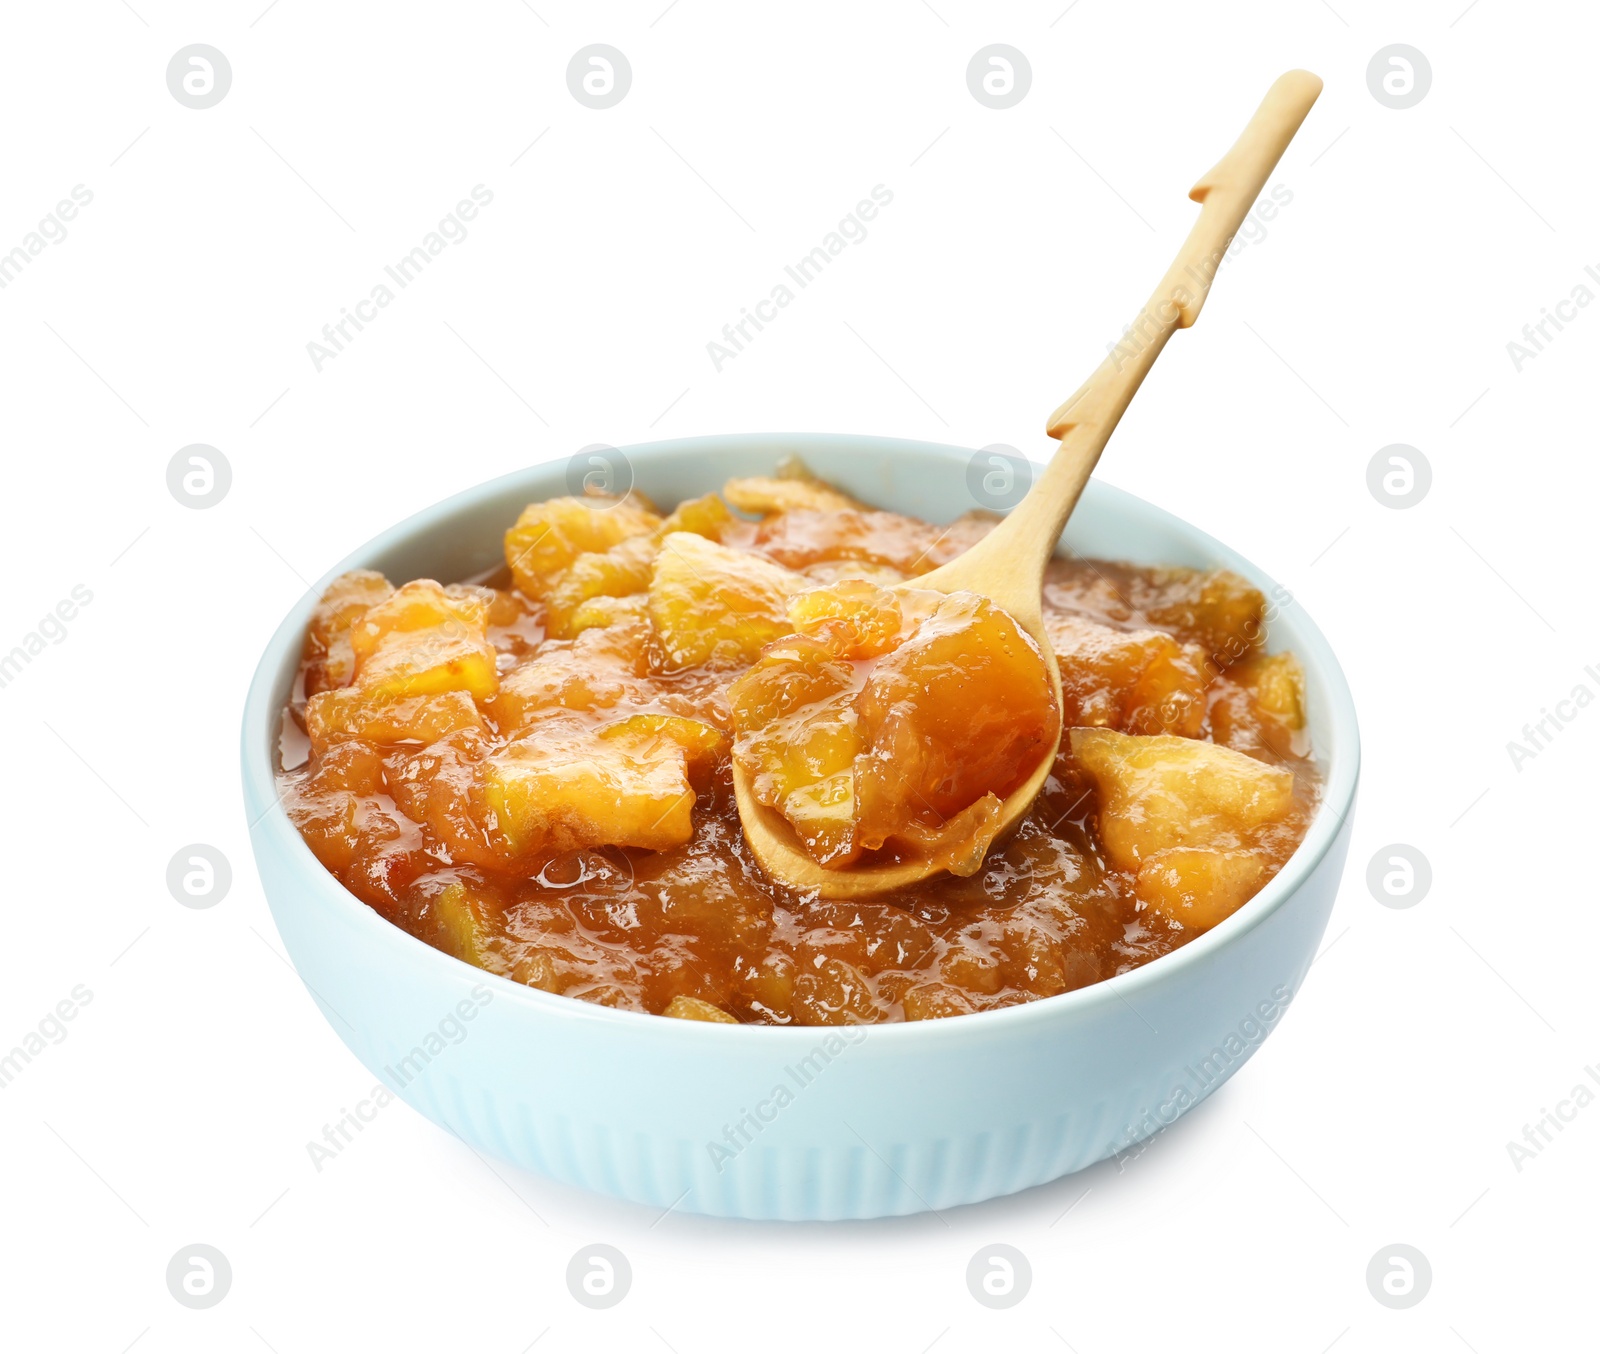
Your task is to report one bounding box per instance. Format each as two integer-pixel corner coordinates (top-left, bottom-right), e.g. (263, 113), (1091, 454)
(278, 462), (1318, 1024)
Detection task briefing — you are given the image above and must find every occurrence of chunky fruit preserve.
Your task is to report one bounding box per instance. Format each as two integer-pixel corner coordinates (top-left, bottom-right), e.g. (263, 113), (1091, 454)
(279, 461), (1318, 1025)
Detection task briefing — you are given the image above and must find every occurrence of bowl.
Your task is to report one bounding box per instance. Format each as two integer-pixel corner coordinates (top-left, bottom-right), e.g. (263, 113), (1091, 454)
(240, 433), (1359, 1221)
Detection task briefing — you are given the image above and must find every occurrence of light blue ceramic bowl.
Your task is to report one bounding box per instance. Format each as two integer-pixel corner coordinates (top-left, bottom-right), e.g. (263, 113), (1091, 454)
(241, 434), (1358, 1221)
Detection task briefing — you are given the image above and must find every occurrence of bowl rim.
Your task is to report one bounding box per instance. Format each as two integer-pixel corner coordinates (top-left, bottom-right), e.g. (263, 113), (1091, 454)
(241, 431), (1360, 1042)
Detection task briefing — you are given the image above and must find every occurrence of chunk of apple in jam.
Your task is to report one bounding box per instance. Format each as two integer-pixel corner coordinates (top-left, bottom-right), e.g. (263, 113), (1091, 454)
(1243, 651), (1304, 726)
(1210, 651), (1307, 761)
(432, 879), (509, 973)
(728, 635), (862, 863)
(537, 493), (736, 640)
(648, 531), (806, 669)
(1129, 567), (1267, 668)
(729, 584), (1059, 872)
(492, 621), (652, 732)
(503, 494), (661, 601)
(658, 490), (736, 541)
(792, 957), (887, 1025)
(662, 995), (739, 1023)
(279, 738), (425, 913)
(788, 578), (906, 658)
(518, 496), (736, 643)
(1046, 612), (1214, 737)
(303, 570), (394, 695)
(543, 535), (657, 638)
(1069, 727), (1295, 929)
(485, 717), (696, 855)
(901, 981), (978, 1022)
(1134, 848), (1269, 931)
(565, 593), (649, 635)
(598, 714), (730, 790)
(1070, 727), (1294, 865)
(722, 471), (860, 517)
(883, 794), (1007, 879)
(304, 687), (483, 756)
(754, 508), (970, 578)
(348, 579), (499, 700)
(854, 592), (1058, 855)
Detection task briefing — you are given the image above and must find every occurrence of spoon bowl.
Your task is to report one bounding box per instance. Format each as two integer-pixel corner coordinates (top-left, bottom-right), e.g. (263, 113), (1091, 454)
(730, 564), (1064, 900)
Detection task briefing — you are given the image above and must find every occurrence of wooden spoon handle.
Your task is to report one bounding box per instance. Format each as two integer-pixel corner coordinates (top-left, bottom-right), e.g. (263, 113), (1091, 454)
(968, 72), (1322, 593)
(1046, 70), (1322, 437)
(1170, 68), (1325, 329)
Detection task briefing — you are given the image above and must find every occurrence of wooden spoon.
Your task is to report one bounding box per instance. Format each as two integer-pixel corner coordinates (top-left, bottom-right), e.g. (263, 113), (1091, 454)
(735, 70), (1324, 900)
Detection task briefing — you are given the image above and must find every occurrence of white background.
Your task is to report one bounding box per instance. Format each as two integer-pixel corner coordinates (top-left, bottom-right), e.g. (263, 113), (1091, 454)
(0, 1), (1593, 1350)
